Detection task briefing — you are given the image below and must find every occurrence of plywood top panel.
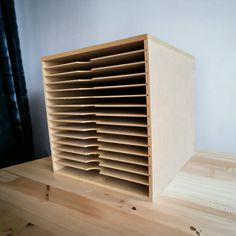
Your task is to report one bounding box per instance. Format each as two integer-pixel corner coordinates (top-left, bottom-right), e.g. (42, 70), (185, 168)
(41, 34), (193, 62)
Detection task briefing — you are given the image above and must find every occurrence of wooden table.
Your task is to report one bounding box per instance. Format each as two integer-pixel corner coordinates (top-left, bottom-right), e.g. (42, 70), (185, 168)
(0, 152), (236, 236)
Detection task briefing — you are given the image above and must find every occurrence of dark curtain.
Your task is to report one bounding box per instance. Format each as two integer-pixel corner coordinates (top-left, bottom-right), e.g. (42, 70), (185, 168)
(0, 0), (34, 168)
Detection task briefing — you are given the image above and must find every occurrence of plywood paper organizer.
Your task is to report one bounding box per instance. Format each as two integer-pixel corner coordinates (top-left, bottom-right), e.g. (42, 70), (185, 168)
(42, 34), (195, 201)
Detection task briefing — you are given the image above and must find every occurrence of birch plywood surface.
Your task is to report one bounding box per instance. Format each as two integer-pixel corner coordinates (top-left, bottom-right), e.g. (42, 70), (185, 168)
(0, 152), (236, 236)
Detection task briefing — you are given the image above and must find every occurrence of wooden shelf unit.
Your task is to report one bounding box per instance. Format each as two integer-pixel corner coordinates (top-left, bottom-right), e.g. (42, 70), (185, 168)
(42, 34), (195, 201)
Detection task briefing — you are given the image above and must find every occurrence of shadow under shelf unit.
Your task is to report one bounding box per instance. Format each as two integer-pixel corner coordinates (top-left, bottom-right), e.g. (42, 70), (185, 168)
(42, 34), (195, 201)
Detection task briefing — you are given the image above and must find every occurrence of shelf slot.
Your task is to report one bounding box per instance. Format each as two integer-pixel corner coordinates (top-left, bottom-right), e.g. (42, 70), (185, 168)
(98, 142), (148, 156)
(98, 151), (148, 166)
(44, 40), (144, 64)
(99, 159), (148, 176)
(50, 123), (97, 132)
(95, 116), (147, 127)
(59, 166), (149, 197)
(55, 152), (99, 163)
(44, 61), (91, 71)
(46, 83), (146, 92)
(45, 61), (145, 79)
(49, 116), (96, 124)
(51, 131), (98, 139)
(47, 94), (146, 102)
(52, 138), (98, 148)
(49, 104), (146, 108)
(98, 150), (148, 166)
(100, 167), (148, 186)
(53, 145), (97, 155)
(97, 125), (147, 137)
(46, 85), (146, 97)
(57, 159), (100, 171)
(91, 49), (145, 67)
(98, 134), (148, 146)
(45, 73), (146, 87)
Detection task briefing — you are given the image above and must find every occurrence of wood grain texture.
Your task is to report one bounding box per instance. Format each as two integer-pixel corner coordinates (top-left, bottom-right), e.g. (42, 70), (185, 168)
(0, 151), (236, 236)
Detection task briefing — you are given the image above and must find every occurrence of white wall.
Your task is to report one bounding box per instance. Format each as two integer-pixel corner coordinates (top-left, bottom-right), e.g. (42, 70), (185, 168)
(15, 0), (236, 157)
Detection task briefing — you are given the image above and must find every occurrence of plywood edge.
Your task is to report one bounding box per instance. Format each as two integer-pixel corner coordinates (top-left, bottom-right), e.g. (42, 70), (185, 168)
(147, 34), (194, 59)
(41, 61), (59, 172)
(143, 39), (153, 201)
(41, 34), (148, 62)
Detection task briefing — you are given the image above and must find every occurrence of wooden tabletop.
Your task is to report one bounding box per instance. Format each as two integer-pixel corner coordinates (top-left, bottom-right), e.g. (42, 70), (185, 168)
(0, 151), (236, 236)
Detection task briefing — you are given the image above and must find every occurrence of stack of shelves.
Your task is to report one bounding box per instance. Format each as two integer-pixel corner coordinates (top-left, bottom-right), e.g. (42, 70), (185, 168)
(42, 34), (195, 200)
(43, 40), (150, 197)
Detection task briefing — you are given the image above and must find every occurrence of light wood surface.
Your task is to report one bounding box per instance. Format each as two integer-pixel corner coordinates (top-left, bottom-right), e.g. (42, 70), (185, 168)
(42, 34), (194, 200)
(0, 151), (236, 236)
(147, 37), (195, 199)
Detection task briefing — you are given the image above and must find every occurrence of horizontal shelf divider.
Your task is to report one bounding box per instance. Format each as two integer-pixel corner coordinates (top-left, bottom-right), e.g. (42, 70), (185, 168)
(55, 152), (100, 163)
(46, 83), (146, 92)
(53, 145), (98, 155)
(45, 61), (145, 78)
(58, 166), (149, 197)
(91, 49), (145, 67)
(45, 73), (146, 85)
(52, 138), (98, 148)
(57, 159), (100, 171)
(99, 167), (149, 186)
(98, 134), (148, 147)
(47, 94), (146, 100)
(48, 104), (146, 108)
(99, 159), (148, 176)
(44, 49), (145, 72)
(51, 131), (98, 140)
(98, 150), (148, 166)
(98, 142), (148, 156)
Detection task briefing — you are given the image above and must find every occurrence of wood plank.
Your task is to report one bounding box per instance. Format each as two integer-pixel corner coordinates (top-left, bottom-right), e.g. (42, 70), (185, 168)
(52, 138), (98, 148)
(91, 49), (144, 66)
(51, 131), (98, 140)
(98, 134), (148, 146)
(55, 152), (99, 163)
(50, 117), (96, 124)
(97, 125), (147, 137)
(44, 61), (91, 70)
(50, 124), (96, 132)
(99, 159), (148, 176)
(57, 159), (100, 171)
(0, 205), (54, 236)
(100, 167), (149, 186)
(98, 143), (148, 157)
(96, 117), (147, 127)
(98, 150), (148, 166)
(47, 94), (146, 100)
(45, 61), (145, 78)
(46, 83), (146, 92)
(45, 73), (145, 85)
(53, 145), (97, 155)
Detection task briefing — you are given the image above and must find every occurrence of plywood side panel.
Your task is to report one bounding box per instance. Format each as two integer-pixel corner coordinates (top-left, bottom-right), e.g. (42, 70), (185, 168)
(148, 39), (195, 200)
